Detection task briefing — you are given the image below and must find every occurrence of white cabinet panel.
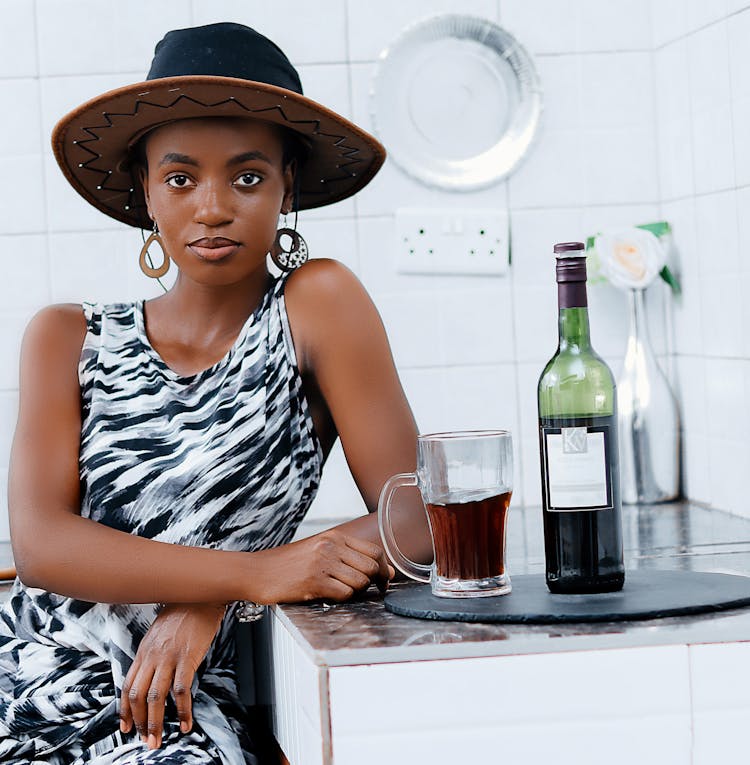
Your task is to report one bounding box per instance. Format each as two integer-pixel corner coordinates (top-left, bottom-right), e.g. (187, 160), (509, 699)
(333, 717), (690, 765)
(259, 612), (326, 765)
(691, 643), (750, 765)
(329, 645), (690, 734)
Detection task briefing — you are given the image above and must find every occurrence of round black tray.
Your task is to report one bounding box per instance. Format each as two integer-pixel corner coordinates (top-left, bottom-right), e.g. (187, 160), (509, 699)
(384, 570), (750, 624)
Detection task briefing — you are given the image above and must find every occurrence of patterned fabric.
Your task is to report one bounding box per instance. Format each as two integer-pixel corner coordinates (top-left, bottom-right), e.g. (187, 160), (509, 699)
(0, 275), (323, 763)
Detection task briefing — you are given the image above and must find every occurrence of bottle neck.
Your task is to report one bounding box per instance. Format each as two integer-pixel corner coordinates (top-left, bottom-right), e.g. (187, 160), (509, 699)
(558, 306), (592, 351)
(556, 264), (591, 351)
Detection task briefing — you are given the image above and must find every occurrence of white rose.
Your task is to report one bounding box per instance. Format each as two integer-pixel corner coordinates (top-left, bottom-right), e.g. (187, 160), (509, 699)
(594, 228), (666, 290)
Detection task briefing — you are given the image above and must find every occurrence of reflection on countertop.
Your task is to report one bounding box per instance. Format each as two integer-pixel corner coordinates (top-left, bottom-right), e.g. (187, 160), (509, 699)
(271, 501), (750, 665)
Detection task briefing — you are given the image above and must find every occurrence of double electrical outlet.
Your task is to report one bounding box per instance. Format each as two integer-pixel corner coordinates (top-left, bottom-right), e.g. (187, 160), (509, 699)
(395, 208), (509, 276)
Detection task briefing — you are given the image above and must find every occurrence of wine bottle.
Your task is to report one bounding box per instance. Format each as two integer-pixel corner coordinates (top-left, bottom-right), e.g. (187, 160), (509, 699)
(537, 242), (625, 594)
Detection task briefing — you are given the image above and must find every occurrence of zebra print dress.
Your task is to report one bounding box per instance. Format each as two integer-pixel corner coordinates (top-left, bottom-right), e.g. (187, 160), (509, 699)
(0, 274), (323, 763)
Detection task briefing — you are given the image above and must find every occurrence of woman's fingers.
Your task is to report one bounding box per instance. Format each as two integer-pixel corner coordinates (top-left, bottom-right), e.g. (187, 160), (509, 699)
(116, 605), (222, 749)
(172, 659), (194, 734)
(127, 664), (156, 743)
(146, 667), (172, 749)
(339, 546), (384, 593)
(325, 558), (371, 593)
(120, 659), (138, 733)
(123, 663), (180, 749)
(343, 536), (395, 593)
(340, 546), (380, 578)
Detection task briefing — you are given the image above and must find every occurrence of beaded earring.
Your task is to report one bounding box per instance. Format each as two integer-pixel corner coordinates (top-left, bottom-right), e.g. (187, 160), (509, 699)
(270, 212), (309, 271)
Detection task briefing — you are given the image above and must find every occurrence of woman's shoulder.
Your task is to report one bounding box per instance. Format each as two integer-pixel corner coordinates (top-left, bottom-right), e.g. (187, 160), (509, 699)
(281, 259), (386, 373)
(283, 258), (372, 315)
(19, 304), (91, 385)
(24, 303), (88, 344)
(25, 301), (135, 338)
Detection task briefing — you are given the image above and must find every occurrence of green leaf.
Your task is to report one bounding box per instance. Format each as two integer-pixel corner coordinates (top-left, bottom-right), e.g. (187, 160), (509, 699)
(660, 265), (681, 296)
(637, 221), (672, 239)
(585, 235), (596, 250)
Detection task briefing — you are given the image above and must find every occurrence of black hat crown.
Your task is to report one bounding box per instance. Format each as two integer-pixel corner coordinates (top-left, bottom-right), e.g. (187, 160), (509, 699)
(147, 22), (304, 95)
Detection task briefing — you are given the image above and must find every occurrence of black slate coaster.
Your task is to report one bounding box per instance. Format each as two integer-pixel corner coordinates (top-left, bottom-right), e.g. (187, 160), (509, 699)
(384, 570), (750, 624)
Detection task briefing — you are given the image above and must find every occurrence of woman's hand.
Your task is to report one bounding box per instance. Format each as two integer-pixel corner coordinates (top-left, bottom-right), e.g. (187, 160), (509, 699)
(120, 602), (226, 750)
(119, 531), (393, 748)
(252, 530), (394, 604)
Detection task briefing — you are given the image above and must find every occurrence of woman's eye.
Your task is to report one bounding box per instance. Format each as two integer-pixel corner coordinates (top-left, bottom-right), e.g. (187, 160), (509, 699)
(166, 175), (192, 188)
(234, 173), (262, 187)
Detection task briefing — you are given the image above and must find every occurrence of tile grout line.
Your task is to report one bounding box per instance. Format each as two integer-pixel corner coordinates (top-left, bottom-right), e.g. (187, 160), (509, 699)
(646, 0), (678, 386)
(654, 6), (750, 51)
(32, 0), (53, 304)
(724, 12), (746, 378)
(342, 0), (362, 270)
(681, 8), (713, 507)
(505, 182), (529, 507)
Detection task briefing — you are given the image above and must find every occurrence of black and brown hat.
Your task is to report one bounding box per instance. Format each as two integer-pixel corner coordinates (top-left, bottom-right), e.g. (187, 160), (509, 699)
(51, 22), (386, 230)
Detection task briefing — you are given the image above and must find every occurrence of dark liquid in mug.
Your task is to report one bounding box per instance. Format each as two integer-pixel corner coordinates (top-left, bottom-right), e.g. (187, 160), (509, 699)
(425, 491), (512, 581)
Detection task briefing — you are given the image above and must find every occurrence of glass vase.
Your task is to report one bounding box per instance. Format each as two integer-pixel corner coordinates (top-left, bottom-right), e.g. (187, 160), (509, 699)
(617, 288), (680, 504)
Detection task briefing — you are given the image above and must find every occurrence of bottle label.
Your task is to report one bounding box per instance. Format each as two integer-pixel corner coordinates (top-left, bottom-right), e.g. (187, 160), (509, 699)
(542, 424), (613, 511)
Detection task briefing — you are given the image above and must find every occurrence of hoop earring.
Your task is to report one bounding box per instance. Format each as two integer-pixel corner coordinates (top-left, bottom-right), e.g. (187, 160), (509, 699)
(139, 222), (170, 278)
(270, 213), (309, 272)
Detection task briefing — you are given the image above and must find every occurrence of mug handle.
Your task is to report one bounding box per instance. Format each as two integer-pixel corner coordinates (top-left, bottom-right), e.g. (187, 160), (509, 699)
(377, 473), (431, 583)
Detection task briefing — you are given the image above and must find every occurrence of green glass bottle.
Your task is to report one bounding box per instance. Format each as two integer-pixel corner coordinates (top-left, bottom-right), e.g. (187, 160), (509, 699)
(537, 242), (625, 594)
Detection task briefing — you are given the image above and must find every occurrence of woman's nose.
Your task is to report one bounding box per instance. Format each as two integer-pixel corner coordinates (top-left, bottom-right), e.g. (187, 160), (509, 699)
(194, 180), (233, 226)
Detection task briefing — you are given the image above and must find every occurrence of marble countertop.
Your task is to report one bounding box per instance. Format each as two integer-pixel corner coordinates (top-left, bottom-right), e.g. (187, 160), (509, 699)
(5, 502), (750, 665)
(272, 501), (750, 666)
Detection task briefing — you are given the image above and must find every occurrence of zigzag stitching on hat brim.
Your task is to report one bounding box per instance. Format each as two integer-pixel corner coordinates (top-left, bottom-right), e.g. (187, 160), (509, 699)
(72, 94), (365, 194)
(75, 93), (362, 156)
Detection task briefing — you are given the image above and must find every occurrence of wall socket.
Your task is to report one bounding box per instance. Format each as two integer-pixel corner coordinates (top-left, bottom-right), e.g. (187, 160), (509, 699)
(395, 208), (509, 276)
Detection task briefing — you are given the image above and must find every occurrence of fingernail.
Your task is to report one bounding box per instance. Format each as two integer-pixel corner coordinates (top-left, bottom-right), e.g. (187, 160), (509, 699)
(119, 720), (126, 733)
(148, 733), (157, 749)
(180, 721), (189, 733)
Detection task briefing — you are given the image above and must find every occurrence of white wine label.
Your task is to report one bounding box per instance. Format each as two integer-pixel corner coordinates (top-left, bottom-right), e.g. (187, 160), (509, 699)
(543, 426), (612, 511)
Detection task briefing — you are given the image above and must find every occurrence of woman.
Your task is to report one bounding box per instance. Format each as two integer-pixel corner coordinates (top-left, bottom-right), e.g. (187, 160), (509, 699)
(0, 22), (429, 764)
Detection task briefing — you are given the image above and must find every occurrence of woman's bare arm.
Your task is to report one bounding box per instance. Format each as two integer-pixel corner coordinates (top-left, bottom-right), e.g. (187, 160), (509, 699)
(285, 259), (432, 564)
(10, 304), (383, 604)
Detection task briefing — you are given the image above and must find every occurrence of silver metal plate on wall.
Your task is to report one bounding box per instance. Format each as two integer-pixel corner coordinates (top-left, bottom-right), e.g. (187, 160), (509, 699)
(370, 14), (543, 191)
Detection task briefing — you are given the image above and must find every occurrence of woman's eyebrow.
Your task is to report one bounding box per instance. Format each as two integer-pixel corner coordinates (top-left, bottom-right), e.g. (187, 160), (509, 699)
(227, 150), (273, 166)
(158, 151), (273, 167)
(159, 152), (196, 167)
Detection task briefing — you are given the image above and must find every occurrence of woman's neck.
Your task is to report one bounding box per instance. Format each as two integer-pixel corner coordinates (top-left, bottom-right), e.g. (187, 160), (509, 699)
(144, 267), (272, 355)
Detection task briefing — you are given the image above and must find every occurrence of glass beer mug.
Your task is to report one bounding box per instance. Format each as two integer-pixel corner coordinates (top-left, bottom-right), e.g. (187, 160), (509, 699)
(378, 430), (514, 598)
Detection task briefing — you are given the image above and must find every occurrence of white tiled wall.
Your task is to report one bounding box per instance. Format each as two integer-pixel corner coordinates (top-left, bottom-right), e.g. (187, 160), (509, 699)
(654, 3), (750, 514)
(1, 0), (745, 541)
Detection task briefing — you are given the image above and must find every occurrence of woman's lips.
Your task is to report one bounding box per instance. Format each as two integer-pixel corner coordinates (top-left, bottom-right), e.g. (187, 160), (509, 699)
(188, 243), (240, 262)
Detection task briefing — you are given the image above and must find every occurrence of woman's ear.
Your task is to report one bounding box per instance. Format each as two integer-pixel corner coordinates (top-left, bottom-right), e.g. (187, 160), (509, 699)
(138, 166), (153, 221)
(282, 159), (296, 214)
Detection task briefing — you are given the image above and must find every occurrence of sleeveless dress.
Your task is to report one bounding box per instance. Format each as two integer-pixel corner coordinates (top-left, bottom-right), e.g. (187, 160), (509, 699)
(0, 274), (323, 763)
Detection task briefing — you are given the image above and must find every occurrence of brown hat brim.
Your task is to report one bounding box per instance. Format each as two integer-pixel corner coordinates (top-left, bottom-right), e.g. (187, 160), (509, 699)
(52, 75), (386, 230)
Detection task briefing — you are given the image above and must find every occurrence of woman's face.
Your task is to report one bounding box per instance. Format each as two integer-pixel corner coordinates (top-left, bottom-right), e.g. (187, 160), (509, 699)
(139, 116), (294, 286)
